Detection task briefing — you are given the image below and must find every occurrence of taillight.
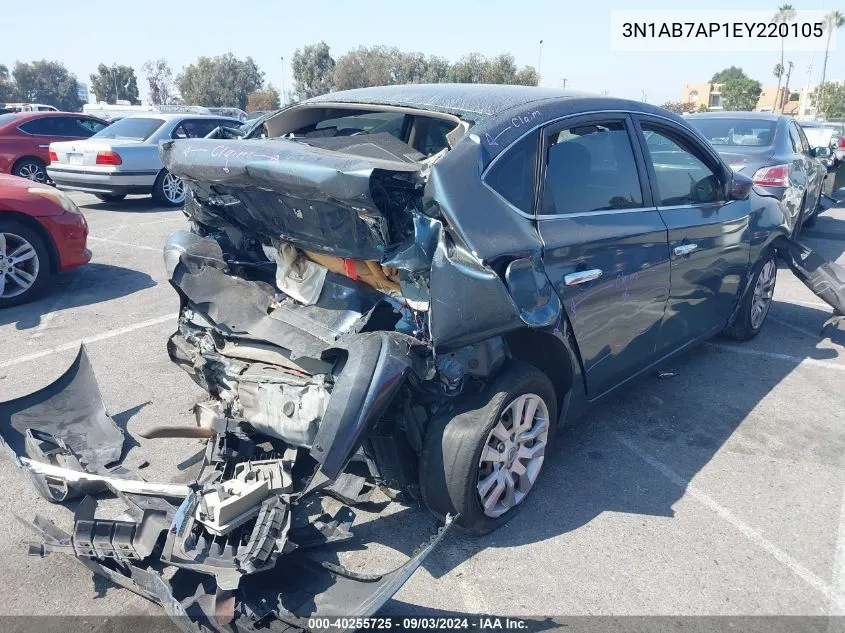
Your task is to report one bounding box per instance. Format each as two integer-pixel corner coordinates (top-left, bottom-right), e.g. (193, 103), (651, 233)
(48, 150), (58, 162)
(752, 164), (790, 187)
(95, 151), (122, 165)
(839, 137), (845, 148)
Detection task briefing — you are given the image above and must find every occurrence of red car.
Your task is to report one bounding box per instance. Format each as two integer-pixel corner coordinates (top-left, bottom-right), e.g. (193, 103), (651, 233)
(0, 174), (90, 307)
(0, 111), (109, 183)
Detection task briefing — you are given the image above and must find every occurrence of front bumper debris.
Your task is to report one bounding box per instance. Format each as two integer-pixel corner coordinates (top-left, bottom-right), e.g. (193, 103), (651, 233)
(2, 349), (453, 633)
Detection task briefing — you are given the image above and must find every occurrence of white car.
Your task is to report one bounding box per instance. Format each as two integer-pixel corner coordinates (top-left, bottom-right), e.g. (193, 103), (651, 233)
(46, 113), (239, 206)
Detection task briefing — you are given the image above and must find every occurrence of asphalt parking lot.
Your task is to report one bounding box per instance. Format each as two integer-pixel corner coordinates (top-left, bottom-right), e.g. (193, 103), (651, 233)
(0, 190), (844, 620)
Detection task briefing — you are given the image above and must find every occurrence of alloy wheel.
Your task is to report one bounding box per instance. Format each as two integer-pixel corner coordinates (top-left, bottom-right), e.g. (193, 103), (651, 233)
(477, 393), (549, 518)
(750, 259), (776, 330)
(0, 232), (40, 299)
(162, 172), (186, 204)
(17, 163), (46, 182)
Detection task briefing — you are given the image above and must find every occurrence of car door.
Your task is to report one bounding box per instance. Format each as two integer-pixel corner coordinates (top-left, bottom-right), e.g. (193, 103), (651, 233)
(793, 121), (826, 210)
(633, 115), (751, 351)
(535, 113), (671, 398)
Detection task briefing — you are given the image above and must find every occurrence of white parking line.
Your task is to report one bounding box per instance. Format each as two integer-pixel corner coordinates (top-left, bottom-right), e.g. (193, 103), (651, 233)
(705, 342), (845, 371)
(614, 432), (845, 611)
(0, 313), (176, 369)
(768, 315), (825, 339)
(87, 236), (161, 252)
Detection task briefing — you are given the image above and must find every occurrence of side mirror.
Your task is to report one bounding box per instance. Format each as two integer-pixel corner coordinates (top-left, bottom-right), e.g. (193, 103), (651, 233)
(728, 171), (752, 200)
(813, 146), (832, 159)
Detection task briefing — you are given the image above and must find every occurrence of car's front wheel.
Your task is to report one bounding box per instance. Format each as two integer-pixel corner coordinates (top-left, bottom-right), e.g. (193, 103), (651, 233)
(420, 361), (557, 535)
(724, 252), (777, 341)
(0, 220), (51, 308)
(152, 170), (186, 207)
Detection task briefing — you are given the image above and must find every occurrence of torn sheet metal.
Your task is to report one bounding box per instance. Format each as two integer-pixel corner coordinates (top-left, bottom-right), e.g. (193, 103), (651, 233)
(776, 237), (845, 317)
(0, 345), (124, 473)
(160, 138), (424, 261)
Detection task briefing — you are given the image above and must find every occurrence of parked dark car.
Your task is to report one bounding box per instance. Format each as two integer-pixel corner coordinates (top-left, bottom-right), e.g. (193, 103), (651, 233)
(0, 111), (108, 183)
(686, 111), (829, 232)
(2, 85), (794, 630)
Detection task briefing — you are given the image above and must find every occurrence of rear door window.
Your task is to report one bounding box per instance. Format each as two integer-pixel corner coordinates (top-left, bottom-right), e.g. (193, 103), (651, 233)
(641, 124), (723, 206)
(18, 117), (58, 135)
(75, 118), (107, 136)
(173, 119), (225, 139)
(541, 120), (643, 215)
(484, 131), (538, 214)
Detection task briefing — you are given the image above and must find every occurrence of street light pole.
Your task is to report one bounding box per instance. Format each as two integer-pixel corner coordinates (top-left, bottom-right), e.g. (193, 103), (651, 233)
(537, 40), (544, 86)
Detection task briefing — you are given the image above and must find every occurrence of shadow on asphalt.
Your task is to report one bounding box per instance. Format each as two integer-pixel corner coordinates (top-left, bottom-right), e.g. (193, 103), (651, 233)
(78, 196), (179, 214)
(0, 262), (155, 329)
(342, 296), (843, 582)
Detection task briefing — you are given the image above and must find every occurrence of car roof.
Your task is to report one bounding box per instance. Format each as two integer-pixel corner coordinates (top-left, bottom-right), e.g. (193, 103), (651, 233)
(305, 83), (587, 120)
(0, 110), (107, 130)
(686, 111), (785, 121)
(121, 112), (239, 121)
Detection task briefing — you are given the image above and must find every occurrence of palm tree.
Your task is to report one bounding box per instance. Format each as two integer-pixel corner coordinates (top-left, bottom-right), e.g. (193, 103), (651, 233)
(819, 10), (845, 115)
(772, 4), (797, 111)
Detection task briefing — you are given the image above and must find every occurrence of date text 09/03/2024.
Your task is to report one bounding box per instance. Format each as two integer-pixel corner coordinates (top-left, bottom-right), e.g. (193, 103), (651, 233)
(306, 617), (531, 630)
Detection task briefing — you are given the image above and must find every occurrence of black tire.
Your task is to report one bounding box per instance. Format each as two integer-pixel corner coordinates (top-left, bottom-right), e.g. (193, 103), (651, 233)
(0, 220), (52, 308)
(94, 193), (126, 202)
(419, 360), (558, 535)
(151, 170), (186, 207)
(12, 157), (47, 183)
(723, 251), (777, 341)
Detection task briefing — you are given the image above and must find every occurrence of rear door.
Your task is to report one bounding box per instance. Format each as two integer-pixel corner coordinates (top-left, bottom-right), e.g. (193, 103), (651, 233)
(792, 121), (826, 211)
(535, 113), (671, 398)
(633, 115), (751, 351)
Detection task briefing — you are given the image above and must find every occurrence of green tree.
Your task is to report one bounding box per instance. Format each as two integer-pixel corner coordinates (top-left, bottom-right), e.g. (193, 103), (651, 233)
(420, 56), (451, 83)
(291, 42), (335, 100)
(247, 85), (280, 112)
(177, 53), (264, 109)
(90, 63), (140, 104)
(333, 46), (396, 90)
(819, 10), (845, 110)
(447, 53), (487, 83)
(661, 101), (699, 114)
(710, 66), (748, 83)
(0, 64), (16, 103)
(12, 60), (83, 111)
(513, 66), (539, 86)
(772, 4), (796, 112)
(142, 58), (174, 105)
(812, 81), (845, 119)
(722, 77), (762, 111)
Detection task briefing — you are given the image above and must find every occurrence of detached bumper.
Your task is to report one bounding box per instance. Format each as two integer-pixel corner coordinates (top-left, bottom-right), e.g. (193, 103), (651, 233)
(1, 346), (453, 633)
(47, 166), (158, 195)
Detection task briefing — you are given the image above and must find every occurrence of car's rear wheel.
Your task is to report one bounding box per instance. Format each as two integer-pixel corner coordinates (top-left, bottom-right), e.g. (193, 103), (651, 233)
(724, 252), (776, 341)
(152, 170), (186, 206)
(0, 220), (51, 308)
(94, 193), (126, 202)
(12, 158), (47, 183)
(420, 361), (557, 535)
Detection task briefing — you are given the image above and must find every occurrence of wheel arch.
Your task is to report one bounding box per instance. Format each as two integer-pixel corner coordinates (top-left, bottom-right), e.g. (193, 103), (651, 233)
(0, 210), (60, 273)
(11, 154), (47, 172)
(503, 327), (584, 420)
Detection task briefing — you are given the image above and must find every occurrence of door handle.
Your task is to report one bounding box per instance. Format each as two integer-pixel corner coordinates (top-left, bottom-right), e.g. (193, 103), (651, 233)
(673, 243), (698, 257)
(38, 144), (49, 148)
(564, 269), (603, 286)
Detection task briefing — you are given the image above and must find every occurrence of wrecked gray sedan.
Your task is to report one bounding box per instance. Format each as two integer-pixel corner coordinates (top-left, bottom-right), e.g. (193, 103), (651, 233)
(5, 84), (843, 631)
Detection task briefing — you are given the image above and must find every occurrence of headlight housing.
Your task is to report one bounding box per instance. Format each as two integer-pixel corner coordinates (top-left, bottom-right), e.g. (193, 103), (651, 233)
(27, 186), (82, 214)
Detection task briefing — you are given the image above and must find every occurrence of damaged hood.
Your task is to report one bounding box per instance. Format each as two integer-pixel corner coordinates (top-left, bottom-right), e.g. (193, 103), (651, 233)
(160, 138), (425, 260)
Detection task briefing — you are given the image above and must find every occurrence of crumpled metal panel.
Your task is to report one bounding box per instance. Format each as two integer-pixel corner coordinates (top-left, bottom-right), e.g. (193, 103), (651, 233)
(161, 138), (423, 261)
(776, 237), (845, 316)
(0, 345), (124, 473)
(305, 83), (576, 121)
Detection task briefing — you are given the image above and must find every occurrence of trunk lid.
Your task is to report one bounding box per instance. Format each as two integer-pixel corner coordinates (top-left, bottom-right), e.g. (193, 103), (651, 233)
(160, 137), (426, 261)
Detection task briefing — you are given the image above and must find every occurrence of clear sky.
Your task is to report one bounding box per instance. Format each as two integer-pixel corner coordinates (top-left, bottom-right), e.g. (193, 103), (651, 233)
(0, 0), (842, 105)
